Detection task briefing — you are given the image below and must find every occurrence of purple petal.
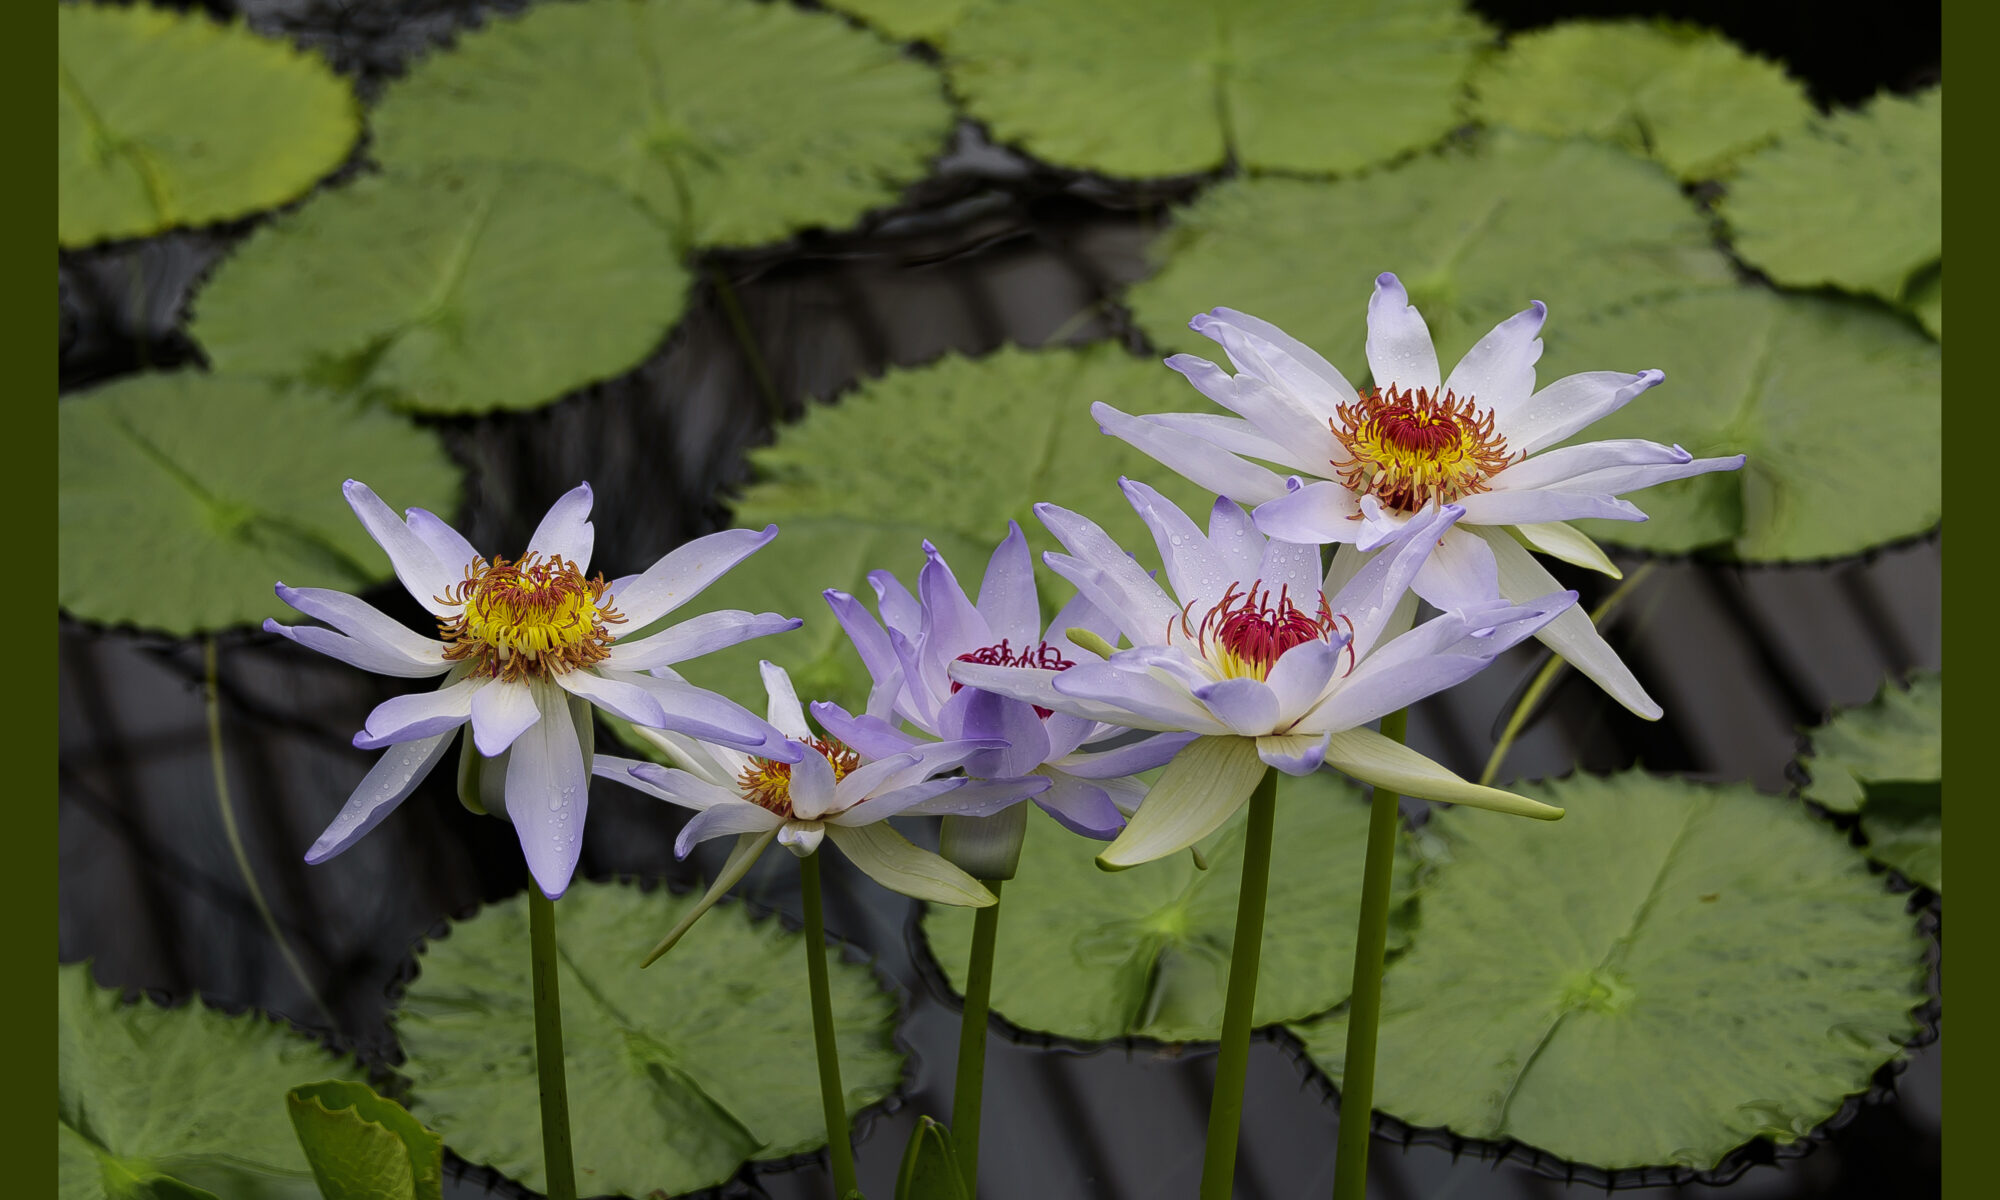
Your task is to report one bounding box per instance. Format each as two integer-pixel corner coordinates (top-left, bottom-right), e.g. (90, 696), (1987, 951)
(1121, 478), (1231, 613)
(525, 483), (594, 571)
(354, 676), (480, 750)
(1147, 411), (1326, 474)
(937, 686), (1051, 779)
(1033, 772), (1128, 837)
(504, 686), (588, 899)
(555, 669), (668, 729)
(1055, 729), (1199, 778)
(1502, 370), (1665, 457)
(1256, 731), (1331, 776)
(304, 730), (455, 863)
(403, 507), (479, 573)
(896, 776), (1049, 818)
(1407, 526), (1500, 613)
(675, 803), (783, 859)
(1325, 504), (1463, 661)
(602, 610), (802, 672)
(1253, 479), (1364, 546)
(1052, 659), (1225, 733)
(342, 480), (455, 617)
(1254, 534), (1321, 603)
(1309, 595), (1573, 732)
(868, 568), (922, 636)
(263, 618), (449, 680)
(1190, 676), (1282, 736)
(808, 701), (924, 760)
(607, 669), (800, 759)
(1090, 404), (1290, 506)
(1444, 301), (1545, 412)
(272, 584), (448, 667)
(470, 679), (543, 756)
(1263, 638), (1342, 719)
(976, 523), (1039, 649)
(627, 762), (742, 810)
(786, 749), (838, 820)
(919, 540), (992, 661)
(613, 525), (779, 629)
(1455, 490), (1647, 525)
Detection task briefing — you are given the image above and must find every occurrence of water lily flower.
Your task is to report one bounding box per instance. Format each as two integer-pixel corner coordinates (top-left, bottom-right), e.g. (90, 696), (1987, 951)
(813, 523), (1196, 840)
(594, 662), (1002, 907)
(265, 480), (803, 899)
(1092, 274), (1746, 719)
(949, 482), (1574, 868)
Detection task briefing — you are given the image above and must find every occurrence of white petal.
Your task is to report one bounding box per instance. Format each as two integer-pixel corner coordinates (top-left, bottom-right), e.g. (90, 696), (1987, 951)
(342, 480), (455, 617)
(1486, 438), (1694, 494)
(1474, 526), (1661, 719)
(1121, 478), (1232, 614)
(1253, 479), (1365, 546)
(676, 802), (784, 858)
(1455, 490), (1646, 525)
(1147, 411), (1330, 476)
(263, 618), (449, 679)
(786, 750), (839, 820)
(1502, 370), (1664, 457)
(304, 730), (455, 862)
(504, 686), (589, 898)
(355, 675), (482, 750)
(1090, 404), (1290, 506)
(1096, 735), (1265, 869)
(272, 584), (448, 667)
(1510, 522), (1622, 578)
(1409, 527), (1500, 612)
(825, 822), (995, 906)
(403, 507), (479, 574)
(1256, 731), (1330, 776)
(526, 483), (595, 570)
(555, 669), (668, 728)
(1322, 727), (1562, 820)
(613, 525), (780, 629)
(600, 610), (802, 672)
(1444, 300), (1545, 412)
(1364, 273), (1441, 394)
(759, 660), (812, 741)
(470, 679), (542, 756)
(626, 763), (743, 811)
(1191, 307), (1363, 421)
(777, 821), (826, 856)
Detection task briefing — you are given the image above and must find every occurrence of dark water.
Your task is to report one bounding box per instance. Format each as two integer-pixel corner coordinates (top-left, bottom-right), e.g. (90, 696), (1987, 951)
(59, 2), (1941, 1198)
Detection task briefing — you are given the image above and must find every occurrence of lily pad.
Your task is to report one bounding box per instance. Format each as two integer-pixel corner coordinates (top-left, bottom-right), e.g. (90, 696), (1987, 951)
(1292, 771), (1927, 1171)
(924, 772), (1416, 1043)
(947, 0), (1488, 178)
(394, 881), (903, 1198)
(1469, 20), (1812, 180)
(287, 1080), (444, 1200)
(1127, 131), (1736, 372)
(58, 962), (364, 1200)
(1540, 288), (1940, 560)
(1904, 264), (1942, 339)
(1800, 672), (1941, 891)
(58, 3), (360, 248)
(58, 372), (461, 635)
(189, 164), (685, 415)
(370, 0), (951, 249)
(826, 0), (969, 45)
(1721, 88), (1940, 312)
(734, 345), (1219, 593)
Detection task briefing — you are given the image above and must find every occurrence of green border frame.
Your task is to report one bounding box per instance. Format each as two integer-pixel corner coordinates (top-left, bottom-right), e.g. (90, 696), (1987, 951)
(29, 1), (57, 1194)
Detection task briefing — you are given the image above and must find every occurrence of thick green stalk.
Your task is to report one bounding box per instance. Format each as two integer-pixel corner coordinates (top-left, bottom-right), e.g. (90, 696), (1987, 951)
(1197, 767), (1279, 1200)
(801, 850), (859, 1197)
(203, 638), (333, 1027)
(528, 889), (577, 1200)
(951, 879), (1005, 1195)
(1480, 561), (1656, 787)
(1331, 707), (1408, 1200)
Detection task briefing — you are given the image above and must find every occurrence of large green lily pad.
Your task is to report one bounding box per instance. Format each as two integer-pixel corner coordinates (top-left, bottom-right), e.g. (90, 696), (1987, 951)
(58, 372), (461, 635)
(826, 0), (969, 44)
(1469, 20), (1812, 180)
(1293, 771), (1927, 1171)
(734, 345), (1219, 595)
(58, 3), (360, 248)
(189, 163), (685, 415)
(395, 881), (903, 1198)
(947, 0), (1488, 178)
(1540, 287), (1940, 560)
(370, 0), (951, 249)
(59, 962), (365, 1200)
(1721, 88), (1941, 321)
(925, 772), (1416, 1043)
(1127, 131), (1736, 372)
(1800, 672), (1941, 891)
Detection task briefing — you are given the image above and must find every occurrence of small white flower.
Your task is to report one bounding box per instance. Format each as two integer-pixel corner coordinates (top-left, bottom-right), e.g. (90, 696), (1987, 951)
(1093, 274), (1746, 719)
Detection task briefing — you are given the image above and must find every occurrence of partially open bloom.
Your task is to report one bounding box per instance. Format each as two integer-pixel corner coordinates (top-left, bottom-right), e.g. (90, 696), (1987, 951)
(1092, 274), (1746, 719)
(949, 482), (1574, 867)
(595, 662), (1002, 906)
(814, 523), (1195, 839)
(265, 480), (802, 898)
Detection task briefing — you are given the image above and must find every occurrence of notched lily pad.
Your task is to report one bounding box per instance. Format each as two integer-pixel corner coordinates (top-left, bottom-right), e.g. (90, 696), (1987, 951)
(190, 163), (686, 415)
(1127, 131), (1736, 372)
(1800, 672), (1941, 891)
(371, 0), (952, 248)
(58, 3), (360, 248)
(948, 0), (1488, 178)
(394, 881), (903, 1198)
(1469, 20), (1812, 180)
(734, 345), (1217, 598)
(1721, 87), (1941, 320)
(1293, 771), (1927, 1171)
(58, 372), (461, 635)
(925, 773), (1416, 1043)
(1540, 287), (1940, 560)
(287, 1080), (444, 1200)
(59, 962), (365, 1200)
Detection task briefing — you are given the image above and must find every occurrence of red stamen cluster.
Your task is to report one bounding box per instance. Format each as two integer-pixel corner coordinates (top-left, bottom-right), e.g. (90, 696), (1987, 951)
(950, 638), (1076, 718)
(1331, 384), (1513, 512)
(1170, 580), (1353, 681)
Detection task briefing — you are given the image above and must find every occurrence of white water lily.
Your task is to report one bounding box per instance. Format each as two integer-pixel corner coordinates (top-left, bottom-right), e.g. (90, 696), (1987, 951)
(595, 662), (1003, 908)
(1093, 274), (1745, 719)
(948, 482), (1573, 868)
(265, 480), (802, 899)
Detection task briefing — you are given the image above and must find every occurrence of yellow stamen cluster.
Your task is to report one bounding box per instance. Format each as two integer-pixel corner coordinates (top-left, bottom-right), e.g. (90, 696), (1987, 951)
(1332, 384), (1513, 512)
(436, 553), (623, 682)
(738, 737), (861, 818)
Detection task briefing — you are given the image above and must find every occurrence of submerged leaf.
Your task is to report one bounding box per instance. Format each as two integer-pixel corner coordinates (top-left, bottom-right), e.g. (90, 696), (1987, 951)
(190, 164), (685, 415)
(1470, 20), (1812, 180)
(1721, 88), (1941, 313)
(1293, 771), (1927, 1170)
(1128, 131), (1736, 371)
(1799, 672), (1941, 891)
(924, 772), (1417, 1043)
(58, 963), (364, 1200)
(395, 882), (902, 1197)
(1541, 288), (1940, 560)
(371, 0), (951, 248)
(58, 3), (359, 247)
(58, 372), (461, 635)
(948, 0), (1488, 177)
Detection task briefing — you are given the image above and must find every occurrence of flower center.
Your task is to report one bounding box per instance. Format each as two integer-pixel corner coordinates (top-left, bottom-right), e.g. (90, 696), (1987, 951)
(436, 553), (624, 682)
(1331, 384), (1512, 512)
(738, 737), (860, 818)
(1172, 580), (1351, 682)
(950, 639), (1076, 719)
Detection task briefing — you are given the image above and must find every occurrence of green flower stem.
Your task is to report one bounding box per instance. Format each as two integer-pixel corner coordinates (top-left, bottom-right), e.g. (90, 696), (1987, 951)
(528, 888), (578, 1200)
(951, 879), (1005, 1195)
(1479, 561), (1657, 787)
(1331, 707), (1408, 1200)
(1197, 765), (1279, 1200)
(203, 638), (333, 1028)
(712, 266), (782, 423)
(801, 849), (859, 1198)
